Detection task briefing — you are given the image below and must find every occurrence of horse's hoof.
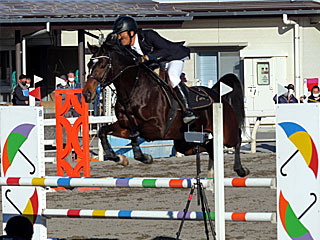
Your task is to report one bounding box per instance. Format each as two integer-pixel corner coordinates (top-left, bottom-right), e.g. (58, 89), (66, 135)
(235, 167), (250, 177)
(244, 167), (250, 176)
(136, 154), (153, 164)
(118, 155), (129, 166)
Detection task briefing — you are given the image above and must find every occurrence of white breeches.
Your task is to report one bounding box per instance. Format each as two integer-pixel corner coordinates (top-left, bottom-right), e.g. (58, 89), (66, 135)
(167, 60), (184, 88)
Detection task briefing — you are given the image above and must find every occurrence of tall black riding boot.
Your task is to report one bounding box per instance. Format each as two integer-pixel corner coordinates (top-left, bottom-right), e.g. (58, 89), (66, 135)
(174, 82), (199, 124)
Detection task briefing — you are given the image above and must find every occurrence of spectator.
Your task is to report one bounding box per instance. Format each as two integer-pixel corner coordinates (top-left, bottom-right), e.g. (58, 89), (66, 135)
(273, 84), (298, 104)
(57, 75), (70, 107)
(12, 74), (29, 106)
(67, 71), (81, 118)
(57, 75), (69, 89)
(26, 77), (31, 89)
(1, 215), (33, 240)
(180, 72), (187, 83)
(67, 71), (82, 161)
(308, 85), (320, 103)
(67, 71), (81, 89)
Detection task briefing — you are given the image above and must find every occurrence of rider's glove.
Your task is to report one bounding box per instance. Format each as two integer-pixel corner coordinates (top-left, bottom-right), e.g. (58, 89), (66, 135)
(140, 55), (149, 63)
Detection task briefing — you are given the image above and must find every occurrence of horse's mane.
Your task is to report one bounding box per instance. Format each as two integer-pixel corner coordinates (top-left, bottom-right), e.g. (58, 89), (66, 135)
(99, 33), (140, 68)
(102, 33), (129, 57)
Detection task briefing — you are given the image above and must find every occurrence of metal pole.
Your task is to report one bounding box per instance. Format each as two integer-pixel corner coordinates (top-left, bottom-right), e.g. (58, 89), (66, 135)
(294, 23), (300, 98)
(78, 29), (85, 87)
(282, 14), (300, 98)
(22, 37), (26, 75)
(15, 30), (21, 79)
(213, 103), (225, 240)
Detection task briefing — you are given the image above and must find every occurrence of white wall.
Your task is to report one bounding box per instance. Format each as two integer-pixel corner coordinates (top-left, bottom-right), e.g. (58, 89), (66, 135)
(300, 18), (320, 79)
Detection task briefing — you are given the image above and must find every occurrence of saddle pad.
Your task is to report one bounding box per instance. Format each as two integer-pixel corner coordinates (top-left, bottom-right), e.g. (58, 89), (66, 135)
(188, 86), (213, 110)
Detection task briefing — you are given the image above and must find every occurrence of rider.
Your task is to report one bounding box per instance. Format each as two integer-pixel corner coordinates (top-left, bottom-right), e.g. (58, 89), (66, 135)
(112, 16), (198, 124)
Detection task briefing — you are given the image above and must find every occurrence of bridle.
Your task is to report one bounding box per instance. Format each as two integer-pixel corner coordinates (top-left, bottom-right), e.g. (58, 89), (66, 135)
(87, 54), (137, 88)
(87, 52), (141, 131)
(87, 55), (112, 88)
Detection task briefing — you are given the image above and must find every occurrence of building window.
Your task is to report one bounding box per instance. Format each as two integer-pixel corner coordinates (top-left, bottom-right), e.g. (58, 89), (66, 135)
(195, 51), (218, 87)
(219, 51), (241, 80)
(194, 49), (241, 87)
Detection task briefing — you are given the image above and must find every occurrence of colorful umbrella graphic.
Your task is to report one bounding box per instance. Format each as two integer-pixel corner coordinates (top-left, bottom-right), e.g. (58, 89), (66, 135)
(279, 191), (316, 240)
(278, 122), (318, 178)
(2, 123), (36, 176)
(5, 189), (39, 225)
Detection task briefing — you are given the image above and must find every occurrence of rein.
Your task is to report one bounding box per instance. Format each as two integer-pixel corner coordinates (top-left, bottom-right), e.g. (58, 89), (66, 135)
(122, 47), (171, 91)
(103, 64), (137, 88)
(89, 54), (142, 135)
(89, 54), (143, 105)
(88, 55), (137, 88)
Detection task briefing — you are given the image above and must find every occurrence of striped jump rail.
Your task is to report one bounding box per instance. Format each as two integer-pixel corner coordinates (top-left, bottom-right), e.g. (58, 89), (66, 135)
(0, 177), (275, 188)
(42, 209), (276, 223)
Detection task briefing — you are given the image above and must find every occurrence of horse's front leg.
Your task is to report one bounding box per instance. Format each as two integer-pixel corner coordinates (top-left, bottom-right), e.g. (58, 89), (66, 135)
(98, 122), (129, 166)
(233, 129), (250, 177)
(130, 136), (153, 164)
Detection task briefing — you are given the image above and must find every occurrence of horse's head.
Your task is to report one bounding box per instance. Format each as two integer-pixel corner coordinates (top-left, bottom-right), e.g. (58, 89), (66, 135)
(83, 32), (123, 103)
(82, 42), (111, 103)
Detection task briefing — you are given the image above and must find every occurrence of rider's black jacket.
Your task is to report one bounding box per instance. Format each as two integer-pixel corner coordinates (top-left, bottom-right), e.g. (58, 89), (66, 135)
(136, 30), (190, 62)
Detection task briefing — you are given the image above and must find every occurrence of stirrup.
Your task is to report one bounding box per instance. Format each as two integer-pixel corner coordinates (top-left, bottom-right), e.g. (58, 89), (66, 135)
(183, 111), (199, 124)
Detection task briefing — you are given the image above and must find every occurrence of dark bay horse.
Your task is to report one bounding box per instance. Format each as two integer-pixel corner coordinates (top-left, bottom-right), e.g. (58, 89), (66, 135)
(82, 39), (249, 177)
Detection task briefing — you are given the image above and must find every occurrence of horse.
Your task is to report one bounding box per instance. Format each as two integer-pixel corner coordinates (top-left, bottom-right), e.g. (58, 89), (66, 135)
(82, 37), (249, 177)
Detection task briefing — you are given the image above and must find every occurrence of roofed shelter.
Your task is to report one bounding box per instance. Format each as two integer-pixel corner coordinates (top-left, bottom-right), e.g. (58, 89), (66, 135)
(0, 0), (189, 102)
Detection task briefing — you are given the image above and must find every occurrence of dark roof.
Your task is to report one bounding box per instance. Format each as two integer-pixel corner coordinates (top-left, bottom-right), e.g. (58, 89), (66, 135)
(166, 1), (320, 17)
(1, 0), (320, 28)
(0, 0), (189, 24)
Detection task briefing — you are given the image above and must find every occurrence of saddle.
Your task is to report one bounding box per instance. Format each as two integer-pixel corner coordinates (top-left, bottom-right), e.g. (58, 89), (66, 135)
(145, 63), (213, 136)
(149, 63), (213, 110)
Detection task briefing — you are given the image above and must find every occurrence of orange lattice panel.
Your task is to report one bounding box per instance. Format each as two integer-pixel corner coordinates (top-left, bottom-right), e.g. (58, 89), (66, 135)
(55, 89), (90, 177)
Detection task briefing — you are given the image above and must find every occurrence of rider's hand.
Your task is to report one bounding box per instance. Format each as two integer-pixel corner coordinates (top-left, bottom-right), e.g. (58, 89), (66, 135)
(140, 55), (149, 63)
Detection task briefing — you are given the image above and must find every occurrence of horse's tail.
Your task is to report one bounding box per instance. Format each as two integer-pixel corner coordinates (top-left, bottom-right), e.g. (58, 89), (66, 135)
(212, 73), (245, 128)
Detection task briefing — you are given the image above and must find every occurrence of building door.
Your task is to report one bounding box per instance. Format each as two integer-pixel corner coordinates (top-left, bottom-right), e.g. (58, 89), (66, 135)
(244, 57), (286, 111)
(244, 58), (273, 112)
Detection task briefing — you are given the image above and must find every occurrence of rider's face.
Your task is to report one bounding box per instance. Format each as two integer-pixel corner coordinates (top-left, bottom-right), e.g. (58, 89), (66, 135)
(118, 31), (135, 46)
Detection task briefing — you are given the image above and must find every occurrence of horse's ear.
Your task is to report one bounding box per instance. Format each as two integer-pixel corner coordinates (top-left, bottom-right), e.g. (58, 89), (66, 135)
(87, 42), (99, 54)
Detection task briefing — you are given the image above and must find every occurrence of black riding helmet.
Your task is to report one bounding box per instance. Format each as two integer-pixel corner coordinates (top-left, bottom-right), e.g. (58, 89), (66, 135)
(113, 16), (138, 35)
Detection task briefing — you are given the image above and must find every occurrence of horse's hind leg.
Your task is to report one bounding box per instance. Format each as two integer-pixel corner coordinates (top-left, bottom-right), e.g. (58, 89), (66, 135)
(131, 137), (153, 164)
(234, 129), (250, 177)
(205, 139), (214, 178)
(98, 122), (129, 166)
